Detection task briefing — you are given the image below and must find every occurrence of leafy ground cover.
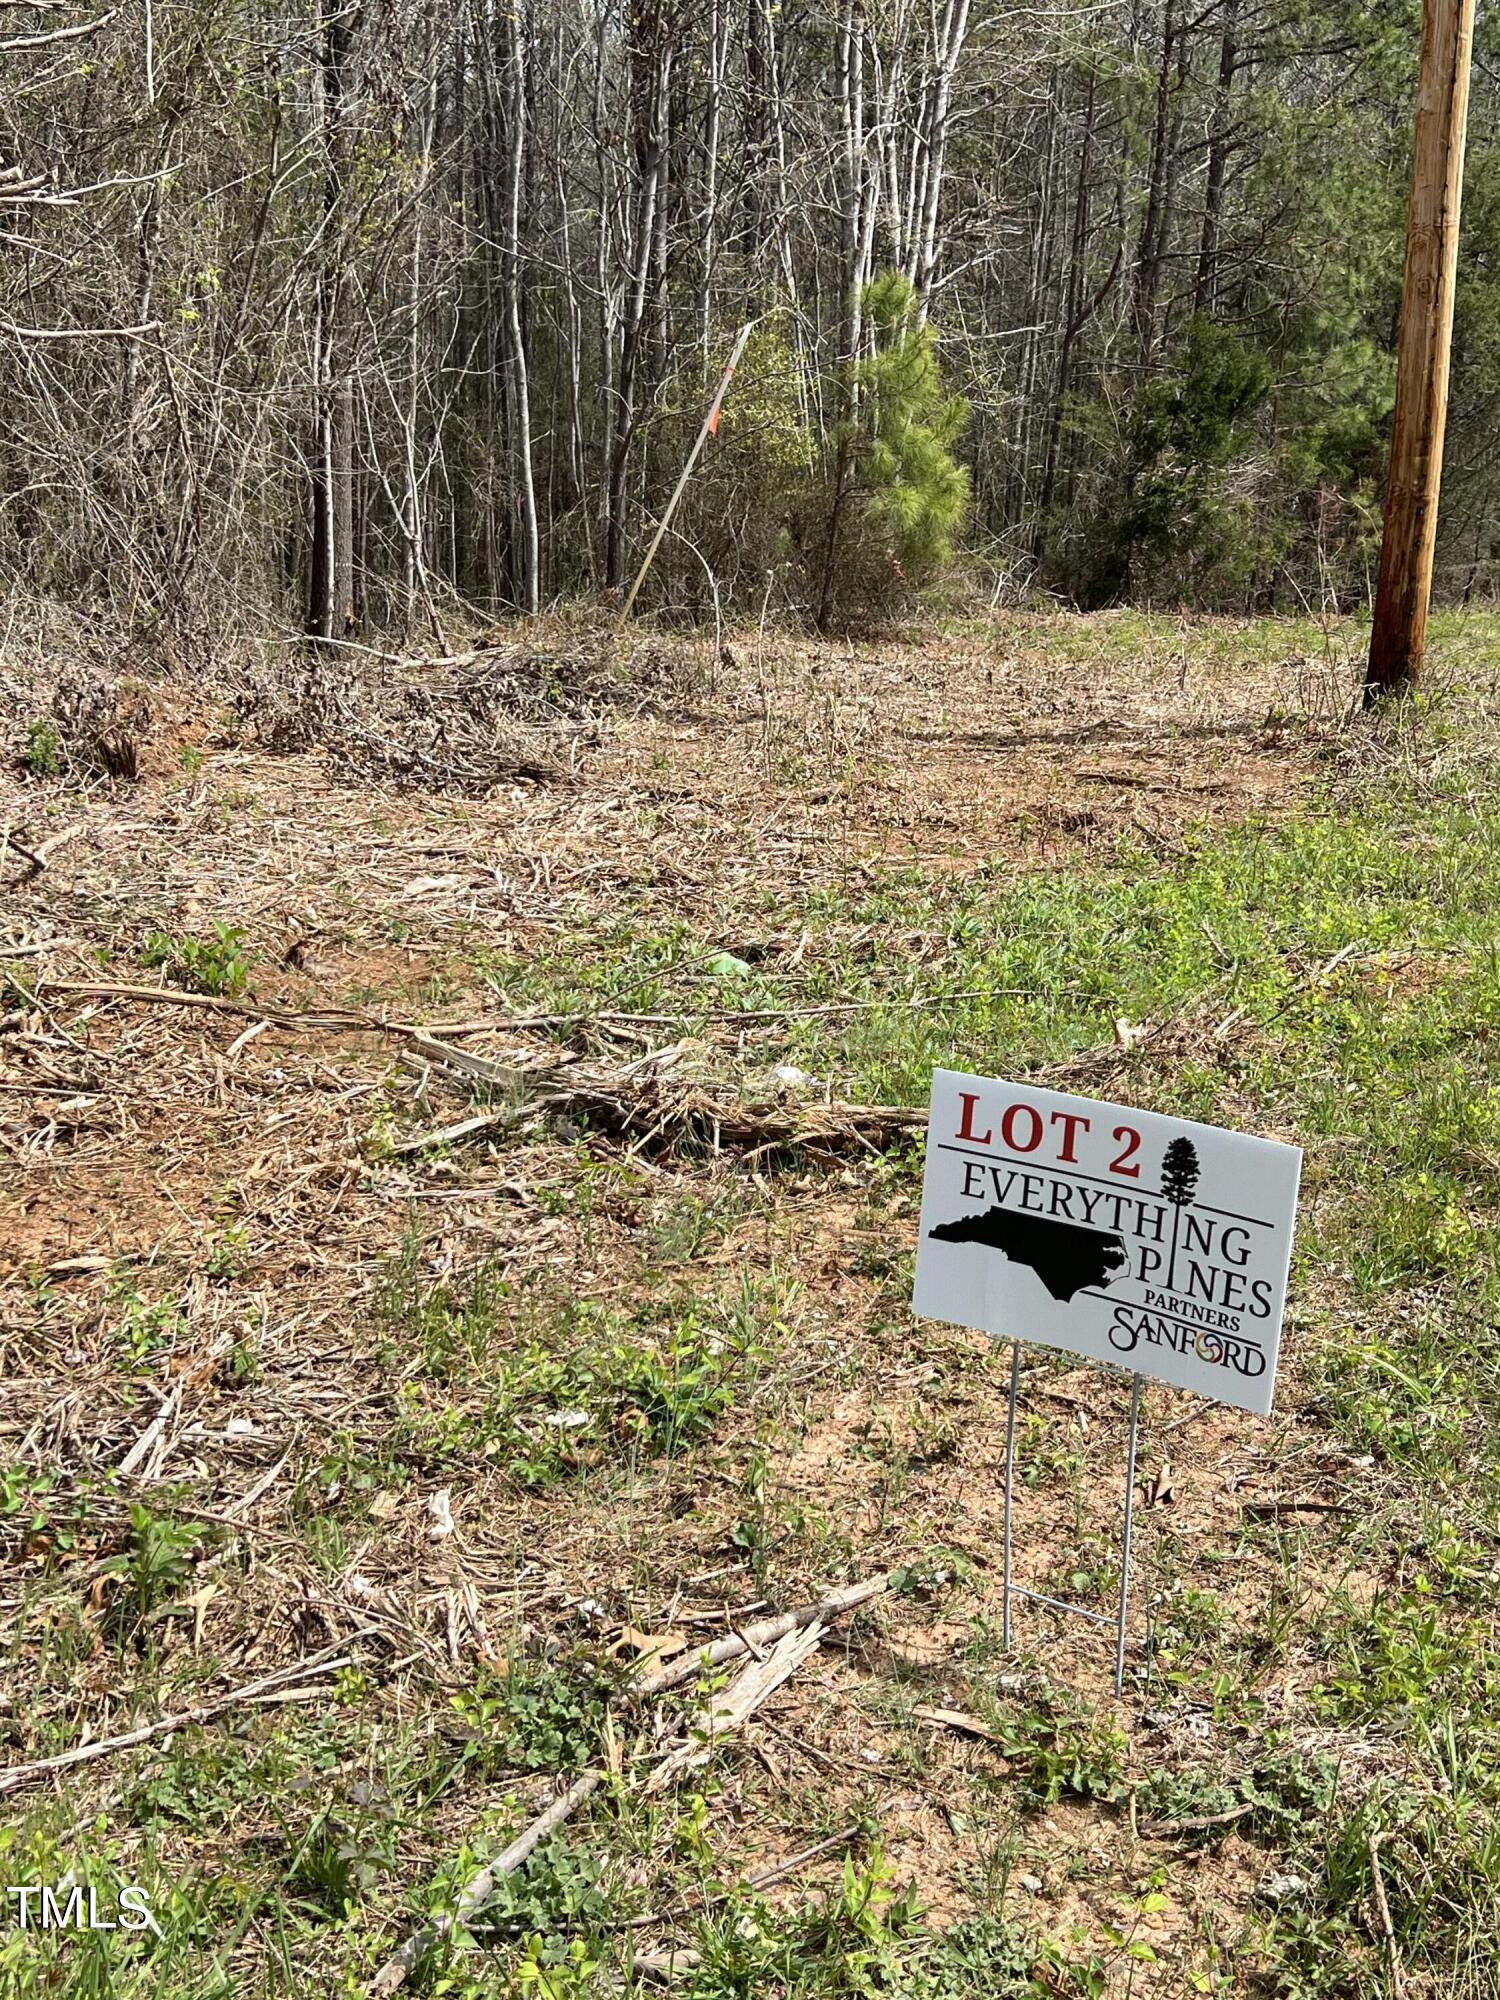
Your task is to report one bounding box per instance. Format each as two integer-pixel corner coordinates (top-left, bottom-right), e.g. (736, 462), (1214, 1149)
(3, 609), (1499, 1996)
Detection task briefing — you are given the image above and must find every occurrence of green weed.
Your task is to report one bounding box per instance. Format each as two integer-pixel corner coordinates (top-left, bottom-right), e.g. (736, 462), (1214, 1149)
(23, 716), (61, 776)
(990, 1691), (1127, 1809)
(450, 1658), (612, 1777)
(281, 1791), (398, 1918)
(142, 921), (254, 997)
(382, 1250), (778, 1483)
(102, 1503), (211, 1635)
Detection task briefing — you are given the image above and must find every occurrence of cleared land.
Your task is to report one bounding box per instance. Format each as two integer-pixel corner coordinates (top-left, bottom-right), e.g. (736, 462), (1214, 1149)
(3, 609), (1499, 1998)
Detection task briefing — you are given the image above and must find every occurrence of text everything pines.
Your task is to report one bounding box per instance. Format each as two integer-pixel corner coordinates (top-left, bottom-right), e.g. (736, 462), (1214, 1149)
(949, 1090), (1275, 1320)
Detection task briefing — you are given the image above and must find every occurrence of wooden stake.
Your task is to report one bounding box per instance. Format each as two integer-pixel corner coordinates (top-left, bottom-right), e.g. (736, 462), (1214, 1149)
(1366, 0), (1476, 705)
(616, 322), (753, 627)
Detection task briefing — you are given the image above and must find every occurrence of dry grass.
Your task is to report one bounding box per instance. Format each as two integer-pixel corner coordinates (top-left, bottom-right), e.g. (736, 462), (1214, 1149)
(2, 605), (1498, 1997)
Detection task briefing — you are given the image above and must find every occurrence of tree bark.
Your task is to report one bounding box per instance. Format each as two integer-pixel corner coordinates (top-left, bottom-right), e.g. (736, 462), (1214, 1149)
(1036, 69), (1099, 558)
(307, 0), (359, 645)
(502, 0), (540, 613)
(604, 1), (669, 590)
(1132, 0), (1177, 368)
(1194, 0), (1238, 315)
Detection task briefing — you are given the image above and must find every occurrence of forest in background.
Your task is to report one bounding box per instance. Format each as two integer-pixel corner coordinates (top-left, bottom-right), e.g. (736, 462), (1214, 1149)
(3, 0), (1499, 643)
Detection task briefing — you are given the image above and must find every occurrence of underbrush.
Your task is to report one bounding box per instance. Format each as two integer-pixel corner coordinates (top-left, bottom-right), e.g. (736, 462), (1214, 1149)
(370, 1241), (798, 1485)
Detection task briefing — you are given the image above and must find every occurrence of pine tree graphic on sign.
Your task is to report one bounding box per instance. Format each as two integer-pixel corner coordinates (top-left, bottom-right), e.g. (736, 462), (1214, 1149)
(1161, 1137), (1201, 1291)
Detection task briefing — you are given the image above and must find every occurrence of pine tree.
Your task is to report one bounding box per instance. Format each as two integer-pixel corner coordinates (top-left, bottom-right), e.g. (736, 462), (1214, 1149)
(812, 271), (969, 630)
(1161, 1137), (1201, 1293)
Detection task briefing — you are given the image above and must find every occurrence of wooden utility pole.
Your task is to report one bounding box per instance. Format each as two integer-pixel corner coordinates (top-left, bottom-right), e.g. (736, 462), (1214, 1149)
(1366, 0), (1476, 705)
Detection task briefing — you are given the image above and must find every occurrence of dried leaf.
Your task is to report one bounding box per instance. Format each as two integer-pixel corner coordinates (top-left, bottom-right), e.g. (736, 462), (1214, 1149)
(612, 1626), (689, 1663)
(911, 1705), (1006, 1747)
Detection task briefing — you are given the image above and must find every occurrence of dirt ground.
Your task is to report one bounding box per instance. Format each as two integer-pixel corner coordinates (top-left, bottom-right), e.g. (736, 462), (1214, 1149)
(0, 611), (1385, 1993)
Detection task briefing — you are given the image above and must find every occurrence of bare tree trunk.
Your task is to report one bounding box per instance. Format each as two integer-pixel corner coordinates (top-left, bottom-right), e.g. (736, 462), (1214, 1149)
(766, 0), (796, 296)
(1036, 69), (1099, 557)
(818, 0), (881, 635)
(604, 3), (669, 589)
(699, 0), (725, 355)
(307, 0), (359, 644)
(742, 0), (768, 258)
(1367, 0), (1477, 700)
(837, 0), (869, 365)
(1194, 0), (1238, 314)
(593, 0), (619, 584)
(913, 0), (973, 309)
(503, 0), (540, 612)
(395, 0), (441, 630)
(1132, 0), (1177, 368)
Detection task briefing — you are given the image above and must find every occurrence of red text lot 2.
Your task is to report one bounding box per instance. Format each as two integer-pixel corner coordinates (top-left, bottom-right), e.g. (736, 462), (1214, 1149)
(956, 1092), (1142, 1180)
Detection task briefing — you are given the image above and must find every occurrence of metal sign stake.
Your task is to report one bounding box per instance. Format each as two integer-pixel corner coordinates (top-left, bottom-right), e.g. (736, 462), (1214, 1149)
(999, 1348), (1145, 1696)
(1001, 1339), (1020, 1652)
(1113, 1373), (1143, 1696)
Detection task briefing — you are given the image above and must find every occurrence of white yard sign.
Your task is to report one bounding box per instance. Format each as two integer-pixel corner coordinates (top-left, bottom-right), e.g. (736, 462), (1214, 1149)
(912, 1070), (1301, 1415)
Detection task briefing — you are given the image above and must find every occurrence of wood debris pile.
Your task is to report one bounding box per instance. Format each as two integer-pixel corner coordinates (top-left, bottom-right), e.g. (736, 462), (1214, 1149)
(236, 632), (698, 795)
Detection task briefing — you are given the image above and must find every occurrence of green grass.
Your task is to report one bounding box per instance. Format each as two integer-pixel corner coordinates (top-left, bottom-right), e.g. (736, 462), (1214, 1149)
(372, 1236), (795, 1485)
(394, 713), (1500, 1993)
(16, 636), (1500, 1997)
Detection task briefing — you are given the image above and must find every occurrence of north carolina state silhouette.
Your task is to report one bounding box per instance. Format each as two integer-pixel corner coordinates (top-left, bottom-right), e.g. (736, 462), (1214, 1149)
(927, 1206), (1127, 1303)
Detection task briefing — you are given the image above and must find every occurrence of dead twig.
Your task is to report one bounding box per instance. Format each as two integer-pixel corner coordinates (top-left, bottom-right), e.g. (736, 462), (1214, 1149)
(30, 977), (375, 1027)
(368, 1572), (888, 1993)
(434, 986), (1035, 1034)
(625, 1821), (868, 1932)
(410, 1032), (921, 1160)
(1140, 1801), (1253, 1838)
(22, 984), (920, 1162)
(4, 821), (86, 886)
(645, 1620), (825, 1791)
(910, 1705), (1007, 1748)
(0, 1635), (374, 1797)
(630, 1572), (890, 1697)
(631, 1946), (704, 1980)
(388, 1107), (531, 1157)
(368, 1769), (604, 1997)
(1368, 1829), (1405, 2000)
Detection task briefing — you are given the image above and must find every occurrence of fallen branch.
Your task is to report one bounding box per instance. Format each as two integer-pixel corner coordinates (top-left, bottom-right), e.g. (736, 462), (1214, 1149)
(369, 1572), (888, 1993)
(389, 1107), (531, 1157)
(1140, 1800), (1253, 1839)
(910, 1705), (1007, 1748)
(4, 821), (86, 886)
(409, 1033), (922, 1161)
(0, 1636), (372, 1796)
(630, 1572), (890, 1698)
(646, 1620), (825, 1791)
(328, 686), (565, 791)
(1368, 1829), (1405, 2000)
(368, 1769), (603, 1997)
(401, 1029), (561, 1087)
(23, 982), (921, 1162)
(355, 984), (1038, 1037)
(30, 977), (376, 1028)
